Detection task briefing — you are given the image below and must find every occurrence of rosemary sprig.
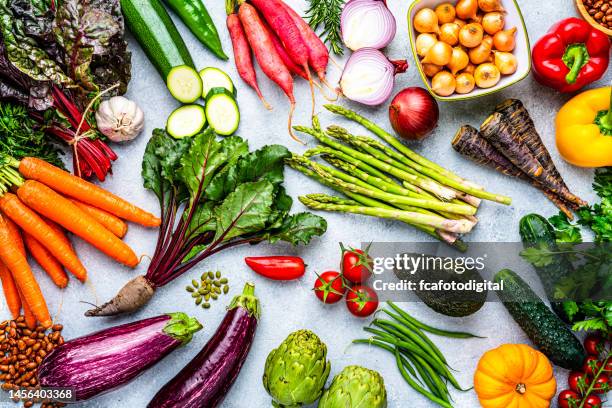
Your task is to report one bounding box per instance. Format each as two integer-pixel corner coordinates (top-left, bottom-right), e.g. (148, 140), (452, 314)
(305, 0), (345, 55)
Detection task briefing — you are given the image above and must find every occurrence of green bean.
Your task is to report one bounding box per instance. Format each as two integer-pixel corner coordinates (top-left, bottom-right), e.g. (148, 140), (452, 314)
(388, 302), (483, 338)
(354, 338), (424, 385)
(402, 350), (446, 401)
(374, 318), (447, 365)
(394, 350), (453, 408)
(410, 352), (451, 401)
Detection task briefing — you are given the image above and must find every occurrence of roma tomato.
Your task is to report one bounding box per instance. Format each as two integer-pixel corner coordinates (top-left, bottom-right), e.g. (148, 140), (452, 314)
(314, 271), (346, 304)
(583, 356), (603, 376)
(341, 244), (373, 284)
(558, 389), (580, 408)
(583, 394), (602, 408)
(346, 285), (379, 317)
(592, 373), (609, 394)
(568, 370), (591, 393)
(584, 334), (604, 356)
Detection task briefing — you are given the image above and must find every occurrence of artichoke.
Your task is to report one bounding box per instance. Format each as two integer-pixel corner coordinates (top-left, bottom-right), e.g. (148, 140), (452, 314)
(263, 329), (331, 408)
(318, 365), (387, 408)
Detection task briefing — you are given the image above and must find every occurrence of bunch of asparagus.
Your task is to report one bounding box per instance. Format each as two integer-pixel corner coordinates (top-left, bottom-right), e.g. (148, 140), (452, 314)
(289, 105), (512, 250)
(453, 99), (585, 219)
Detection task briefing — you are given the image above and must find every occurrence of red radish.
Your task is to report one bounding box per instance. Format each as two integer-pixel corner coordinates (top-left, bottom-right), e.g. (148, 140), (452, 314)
(250, 0), (316, 113)
(262, 20), (308, 80)
(389, 87), (439, 141)
(226, 11), (271, 110)
(277, 1), (332, 89)
(238, 1), (299, 141)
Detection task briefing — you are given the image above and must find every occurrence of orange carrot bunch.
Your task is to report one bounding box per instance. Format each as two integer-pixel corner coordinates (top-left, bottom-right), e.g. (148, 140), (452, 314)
(0, 156), (161, 329)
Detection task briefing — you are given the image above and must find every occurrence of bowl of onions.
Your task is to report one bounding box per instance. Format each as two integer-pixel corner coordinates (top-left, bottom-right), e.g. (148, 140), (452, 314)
(408, 0), (531, 101)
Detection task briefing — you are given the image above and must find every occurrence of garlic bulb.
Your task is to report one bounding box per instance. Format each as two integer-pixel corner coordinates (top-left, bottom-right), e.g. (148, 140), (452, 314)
(95, 96), (144, 142)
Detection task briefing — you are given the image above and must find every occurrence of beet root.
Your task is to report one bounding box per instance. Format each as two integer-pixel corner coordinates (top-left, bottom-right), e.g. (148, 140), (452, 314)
(85, 275), (155, 317)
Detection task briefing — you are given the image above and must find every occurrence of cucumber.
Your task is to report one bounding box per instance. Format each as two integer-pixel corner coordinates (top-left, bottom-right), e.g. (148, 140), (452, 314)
(166, 105), (206, 139)
(205, 88), (239, 136)
(519, 214), (575, 321)
(167, 66), (203, 104)
(199, 68), (235, 98)
(120, 0), (194, 79)
(495, 269), (585, 370)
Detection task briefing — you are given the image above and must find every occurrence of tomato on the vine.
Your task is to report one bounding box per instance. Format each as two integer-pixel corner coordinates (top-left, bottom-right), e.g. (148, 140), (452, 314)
(584, 334), (604, 356)
(345, 285), (378, 317)
(340, 244), (373, 284)
(568, 370), (591, 393)
(592, 373), (609, 394)
(583, 356), (603, 376)
(314, 271), (345, 304)
(558, 389), (580, 408)
(583, 394), (602, 408)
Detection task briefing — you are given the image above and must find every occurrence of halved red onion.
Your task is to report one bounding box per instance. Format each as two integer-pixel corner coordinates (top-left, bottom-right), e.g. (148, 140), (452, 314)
(341, 0), (397, 51)
(339, 48), (408, 106)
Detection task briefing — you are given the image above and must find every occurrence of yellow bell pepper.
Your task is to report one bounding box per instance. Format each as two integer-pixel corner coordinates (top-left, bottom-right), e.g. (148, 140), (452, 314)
(556, 86), (612, 168)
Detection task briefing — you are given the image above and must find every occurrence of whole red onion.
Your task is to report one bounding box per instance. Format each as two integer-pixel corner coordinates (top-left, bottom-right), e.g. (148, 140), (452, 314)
(388, 87), (439, 141)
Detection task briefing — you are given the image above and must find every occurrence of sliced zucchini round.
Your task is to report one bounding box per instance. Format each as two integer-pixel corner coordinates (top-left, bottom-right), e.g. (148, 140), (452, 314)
(166, 104), (206, 139)
(166, 65), (202, 103)
(204, 87), (240, 136)
(199, 67), (235, 98)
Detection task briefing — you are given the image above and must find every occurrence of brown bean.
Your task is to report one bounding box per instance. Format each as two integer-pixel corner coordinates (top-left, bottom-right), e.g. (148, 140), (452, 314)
(52, 324), (63, 332)
(24, 401), (34, 408)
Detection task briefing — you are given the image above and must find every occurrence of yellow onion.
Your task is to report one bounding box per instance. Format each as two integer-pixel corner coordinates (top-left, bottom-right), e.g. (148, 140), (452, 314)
(471, 13), (484, 23)
(455, 0), (478, 20)
(431, 71), (456, 96)
(414, 8), (440, 35)
(478, 0), (505, 12)
(453, 18), (467, 27)
(474, 63), (500, 88)
(482, 12), (505, 35)
(416, 33), (438, 57)
(462, 63), (476, 74)
(469, 35), (493, 64)
(439, 23), (460, 45)
(448, 47), (469, 75)
(435, 3), (456, 24)
(455, 73), (475, 94)
(459, 23), (484, 48)
(493, 27), (517, 52)
(494, 51), (518, 74)
(422, 63), (443, 77)
(421, 40), (452, 66)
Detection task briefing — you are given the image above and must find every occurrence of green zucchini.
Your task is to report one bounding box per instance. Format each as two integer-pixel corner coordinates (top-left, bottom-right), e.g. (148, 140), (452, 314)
(519, 214), (575, 321)
(120, 0), (195, 79)
(394, 254), (487, 317)
(495, 269), (585, 370)
(166, 105), (206, 139)
(205, 88), (239, 136)
(199, 68), (235, 98)
(167, 66), (202, 103)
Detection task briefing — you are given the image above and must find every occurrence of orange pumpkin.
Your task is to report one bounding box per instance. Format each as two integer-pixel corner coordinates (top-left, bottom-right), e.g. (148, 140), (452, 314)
(474, 344), (556, 408)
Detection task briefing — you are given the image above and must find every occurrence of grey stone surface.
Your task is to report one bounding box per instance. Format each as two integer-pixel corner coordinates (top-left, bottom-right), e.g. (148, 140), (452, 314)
(3, 0), (610, 407)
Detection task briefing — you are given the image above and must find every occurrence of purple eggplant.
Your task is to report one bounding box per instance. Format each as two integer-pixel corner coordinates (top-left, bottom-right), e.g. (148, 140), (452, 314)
(38, 313), (202, 402)
(148, 282), (260, 408)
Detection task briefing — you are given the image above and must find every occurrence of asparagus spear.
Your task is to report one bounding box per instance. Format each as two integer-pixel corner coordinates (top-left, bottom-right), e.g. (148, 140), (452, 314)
(299, 195), (475, 234)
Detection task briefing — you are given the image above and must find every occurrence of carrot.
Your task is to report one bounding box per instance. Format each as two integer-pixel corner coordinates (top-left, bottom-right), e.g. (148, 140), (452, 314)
(18, 157), (161, 227)
(0, 261), (21, 318)
(227, 10), (271, 110)
(23, 232), (69, 288)
(69, 198), (128, 238)
(5, 216), (25, 256)
(263, 19), (308, 80)
(17, 180), (139, 268)
(0, 214), (51, 328)
(250, 0), (316, 114)
(0, 193), (87, 281)
(238, 2), (298, 141)
(19, 289), (37, 330)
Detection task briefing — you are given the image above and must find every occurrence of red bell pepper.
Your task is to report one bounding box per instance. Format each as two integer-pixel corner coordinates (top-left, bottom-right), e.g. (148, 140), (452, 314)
(244, 256), (305, 280)
(532, 18), (610, 93)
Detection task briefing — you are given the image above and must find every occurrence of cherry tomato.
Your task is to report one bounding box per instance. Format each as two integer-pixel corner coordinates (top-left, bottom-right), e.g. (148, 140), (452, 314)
(584, 334), (604, 356)
(592, 373), (609, 394)
(341, 244), (373, 284)
(314, 271), (346, 304)
(604, 360), (612, 373)
(583, 356), (603, 376)
(568, 370), (591, 393)
(558, 389), (580, 408)
(345, 285), (379, 317)
(583, 394), (602, 408)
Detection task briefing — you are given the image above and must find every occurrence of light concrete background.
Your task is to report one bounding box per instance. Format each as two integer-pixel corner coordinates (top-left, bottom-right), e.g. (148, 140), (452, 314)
(2, 0), (610, 407)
